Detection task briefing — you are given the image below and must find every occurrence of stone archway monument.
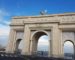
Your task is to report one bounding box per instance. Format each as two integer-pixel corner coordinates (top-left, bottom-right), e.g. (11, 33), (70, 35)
(6, 13), (75, 58)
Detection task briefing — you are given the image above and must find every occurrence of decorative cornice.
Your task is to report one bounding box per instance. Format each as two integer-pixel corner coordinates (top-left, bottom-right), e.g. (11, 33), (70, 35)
(12, 13), (75, 19)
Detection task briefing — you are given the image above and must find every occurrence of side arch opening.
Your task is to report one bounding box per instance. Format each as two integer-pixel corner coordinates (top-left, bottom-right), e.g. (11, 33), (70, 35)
(15, 38), (23, 54)
(64, 40), (74, 59)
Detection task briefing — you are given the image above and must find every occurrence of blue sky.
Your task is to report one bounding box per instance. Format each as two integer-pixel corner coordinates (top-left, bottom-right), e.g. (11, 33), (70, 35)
(0, 0), (75, 16)
(0, 0), (75, 53)
(0, 0), (75, 22)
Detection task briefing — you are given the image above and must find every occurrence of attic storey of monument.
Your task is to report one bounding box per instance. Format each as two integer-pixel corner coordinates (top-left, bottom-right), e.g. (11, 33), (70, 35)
(6, 13), (75, 58)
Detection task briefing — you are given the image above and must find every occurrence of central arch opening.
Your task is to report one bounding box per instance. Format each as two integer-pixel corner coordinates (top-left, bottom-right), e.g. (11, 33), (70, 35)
(37, 35), (49, 56)
(32, 31), (50, 56)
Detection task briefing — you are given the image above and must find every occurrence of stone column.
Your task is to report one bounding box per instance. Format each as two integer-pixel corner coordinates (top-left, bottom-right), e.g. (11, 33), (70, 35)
(30, 39), (38, 55)
(74, 45), (75, 59)
(21, 25), (31, 55)
(30, 39), (34, 55)
(51, 24), (62, 58)
(33, 39), (38, 53)
(48, 39), (51, 57)
(60, 30), (64, 58)
(6, 28), (16, 53)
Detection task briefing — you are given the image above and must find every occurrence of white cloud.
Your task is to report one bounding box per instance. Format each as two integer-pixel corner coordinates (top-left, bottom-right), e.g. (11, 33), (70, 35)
(0, 35), (8, 47)
(0, 22), (10, 47)
(0, 9), (10, 25)
(38, 39), (49, 46)
(0, 24), (10, 47)
(38, 35), (49, 46)
(0, 8), (10, 36)
(0, 24), (10, 36)
(0, 9), (10, 21)
(37, 35), (49, 51)
(0, 8), (10, 47)
(0, 9), (9, 16)
(64, 41), (74, 53)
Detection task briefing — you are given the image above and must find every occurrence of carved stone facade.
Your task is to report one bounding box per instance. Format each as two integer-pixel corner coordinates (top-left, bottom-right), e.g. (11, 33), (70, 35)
(6, 13), (75, 58)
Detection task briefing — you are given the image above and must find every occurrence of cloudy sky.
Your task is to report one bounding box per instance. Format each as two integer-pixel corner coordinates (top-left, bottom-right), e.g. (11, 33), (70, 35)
(0, 0), (75, 53)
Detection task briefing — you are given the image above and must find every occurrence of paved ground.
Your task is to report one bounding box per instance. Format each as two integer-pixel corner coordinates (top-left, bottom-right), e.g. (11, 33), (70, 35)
(0, 53), (72, 60)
